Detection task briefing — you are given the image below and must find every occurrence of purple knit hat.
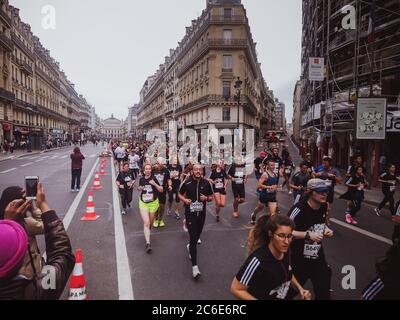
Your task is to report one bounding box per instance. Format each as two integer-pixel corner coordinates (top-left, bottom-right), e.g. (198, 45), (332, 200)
(0, 220), (28, 279)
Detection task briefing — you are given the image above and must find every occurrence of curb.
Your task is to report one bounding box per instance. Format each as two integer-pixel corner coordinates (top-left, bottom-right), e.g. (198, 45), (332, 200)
(0, 146), (70, 163)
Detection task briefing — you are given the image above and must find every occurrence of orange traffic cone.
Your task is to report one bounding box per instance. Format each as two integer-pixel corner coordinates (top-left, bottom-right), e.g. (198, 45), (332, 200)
(81, 191), (99, 221)
(92, 172), (103, 190)
(99, 164), (106, 176)
(68, 249), (87, 300)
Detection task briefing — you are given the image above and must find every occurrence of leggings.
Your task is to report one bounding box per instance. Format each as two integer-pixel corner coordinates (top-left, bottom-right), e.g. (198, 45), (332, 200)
(378, 191), (395, 215)
(71, 168), (82, 189)
(185, 211), (206, 267)
(119, 187), (133, 209)
(350, 199), (362, 218)
(130, 168), (139, 179)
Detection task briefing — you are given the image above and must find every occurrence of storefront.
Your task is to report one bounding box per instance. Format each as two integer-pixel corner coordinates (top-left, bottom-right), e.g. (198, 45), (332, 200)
(1, 122), (13, 144)
(29, 128), (44, 150)
(13, 125), (31, 148)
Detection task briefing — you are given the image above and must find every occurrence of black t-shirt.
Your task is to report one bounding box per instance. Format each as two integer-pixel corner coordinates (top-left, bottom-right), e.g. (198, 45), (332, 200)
(153, 167), (170, 192)
(291, 172), (311, 196)
(304, 160), (314, 170)
(139, 175), (160, 203)
(288, 200), (327, 261)
(167, 164), (183, 187)
(347, 164), (366, 177)
(263, 156), (283, 176)
(179, 177), (213, 214)
(209, 169), (228, 191)
(236, 246), (293, 300)
(254, 157), (264, 174)
(228, 164), (247, 187)
(116, 171), (135, 188)
(380, 172), (398, 194)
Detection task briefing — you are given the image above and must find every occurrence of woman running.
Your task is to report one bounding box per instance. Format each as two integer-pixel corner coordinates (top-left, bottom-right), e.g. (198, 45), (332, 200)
(340, 166), (368, 225)
(250, 159), (280, 225)
(167, 156), (183, 220)
(137, 164), (164, 253)
(231, 214), (311, 300)
(282, 156), (295, 194)
(208, 160), (228, 222)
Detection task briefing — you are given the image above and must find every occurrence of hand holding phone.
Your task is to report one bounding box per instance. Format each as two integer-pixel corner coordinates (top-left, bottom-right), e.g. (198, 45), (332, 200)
(25, 176), (39, 200)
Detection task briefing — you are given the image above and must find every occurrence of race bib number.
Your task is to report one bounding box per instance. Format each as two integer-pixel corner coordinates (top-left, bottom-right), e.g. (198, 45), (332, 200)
(235, 172), (244, 184)
(390, 184), (396, 192)
(190, 201), (204, 213)
(303, 243), (321, 259)
(358, 184), (364, 191)
(274, 163), (279, 175)
(155, 174), (164, 186)
(171, 171), (179, 179)
(285, 169), (291, 174)
(124, 176), (132, 182)
(142, 193), (153, 202)
(215, 181), (224, 189)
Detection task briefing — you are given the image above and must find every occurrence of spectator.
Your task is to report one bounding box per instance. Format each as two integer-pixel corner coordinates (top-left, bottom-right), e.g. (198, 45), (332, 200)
(70, 147), (85, 192)
(0, 183), (74, 299)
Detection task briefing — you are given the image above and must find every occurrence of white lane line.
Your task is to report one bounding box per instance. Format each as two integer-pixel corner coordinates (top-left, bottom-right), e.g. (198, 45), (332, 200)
(60, 155), (68, 159)
(63, 158), (99, 230)
(89, 154), (96, 158)
(28, 156), (39, 160)
(330, 218), (392, 245)
(50, 155), (59, 159)
(0, 168), (16, 174)
(111, 160), (134, 300)
(20, 162), (34, 167)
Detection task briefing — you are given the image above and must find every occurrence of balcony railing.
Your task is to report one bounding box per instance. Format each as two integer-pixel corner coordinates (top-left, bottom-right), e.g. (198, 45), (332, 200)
(15, 99), (37, 112)
(11, 32), (34, 60)
(0, 31), (13, 52)
(19, 60), (33, 75)
(0, 7), (11, 27)
(0, 87), (15, 103)
(210, 15), (246, 24)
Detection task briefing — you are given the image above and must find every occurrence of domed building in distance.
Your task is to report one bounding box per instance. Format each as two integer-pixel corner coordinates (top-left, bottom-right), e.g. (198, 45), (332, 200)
(101, 114), (125, 139)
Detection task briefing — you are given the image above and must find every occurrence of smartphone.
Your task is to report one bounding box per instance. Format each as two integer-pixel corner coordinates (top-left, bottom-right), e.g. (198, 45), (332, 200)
(25, 176), (39, 200)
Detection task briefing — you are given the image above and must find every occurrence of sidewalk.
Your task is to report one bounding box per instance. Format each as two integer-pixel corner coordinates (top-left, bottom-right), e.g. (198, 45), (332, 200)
(0, 145), (70, 163)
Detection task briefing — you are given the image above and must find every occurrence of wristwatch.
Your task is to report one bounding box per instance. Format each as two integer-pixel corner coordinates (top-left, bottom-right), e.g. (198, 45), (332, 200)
(305, 231), (311, 240)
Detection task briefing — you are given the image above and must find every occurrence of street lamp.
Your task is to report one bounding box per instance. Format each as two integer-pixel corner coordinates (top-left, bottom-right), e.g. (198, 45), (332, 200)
(234, 77), (243, 133)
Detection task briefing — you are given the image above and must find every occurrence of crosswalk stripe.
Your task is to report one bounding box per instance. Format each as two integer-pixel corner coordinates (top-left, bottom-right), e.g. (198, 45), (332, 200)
(60, 155), (68, 159)
(0, 168), (16, 174)
(20, 162), (34, 167)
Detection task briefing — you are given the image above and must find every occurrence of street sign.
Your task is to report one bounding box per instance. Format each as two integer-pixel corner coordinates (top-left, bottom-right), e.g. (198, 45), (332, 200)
(309, 57), (325, 81)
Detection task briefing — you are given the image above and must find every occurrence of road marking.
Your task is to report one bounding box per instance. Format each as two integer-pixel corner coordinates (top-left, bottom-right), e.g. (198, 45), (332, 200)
(330, 218), (392, 245)
(62, 158), (99, 230)
(0, 168), (16, 174)
(28, 156), (39, 160)
(60, 155), (68, 159)
(111, 160), (134, 300)
(50, 155), (59, 159)
(20, 162), (34, 167)
(89, 154), (96, 158)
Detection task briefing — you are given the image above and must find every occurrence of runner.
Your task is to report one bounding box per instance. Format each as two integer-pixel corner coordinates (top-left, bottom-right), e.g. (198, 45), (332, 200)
(263, 146), (284, 213)
(137, 164), (164, 253)
(114, 143), (126, 171)
(375, 164), (400, 217)
(128, 149), (140, 179)
(254, 151), (267, 181)
(250, 159), (279, 225)
(152, 157), (171, 228)
(178, 164), (214, 279)
(228, 156), (248, 218)
(345, 155), (365, 215)
(282, 155), (295, 194)
(287, 179), (334, 300)
(208, 160), (228, 222)
(167, 156), (183, 220)
(340, 166), (368, 225)
(116, 162), (136, 215)
(290, 162), (311, 205)
(313, 156), (342, 224)
(303, 153), (314, 173)
(231, 215), (311, 300)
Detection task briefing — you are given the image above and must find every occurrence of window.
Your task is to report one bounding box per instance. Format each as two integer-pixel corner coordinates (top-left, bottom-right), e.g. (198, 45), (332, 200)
(223, 81), (231, 99)
(224, 8), (232, 18)
(223, 55), (232, 70)
(223, 108), (231, 121)
(223, 30), (232, 44)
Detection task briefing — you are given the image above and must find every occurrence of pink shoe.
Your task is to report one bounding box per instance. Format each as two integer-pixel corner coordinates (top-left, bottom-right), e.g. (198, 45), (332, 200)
(345, 214), (353, 224)
(351, 219), (358, 225)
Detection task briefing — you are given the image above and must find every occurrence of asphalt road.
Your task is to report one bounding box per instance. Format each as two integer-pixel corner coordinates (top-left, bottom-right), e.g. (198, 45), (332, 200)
(0, 140), (395, 300)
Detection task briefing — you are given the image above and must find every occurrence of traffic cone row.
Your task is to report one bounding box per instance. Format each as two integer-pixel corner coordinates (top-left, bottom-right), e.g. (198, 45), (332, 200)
(81, 191), (100, 221)
(68, 249), (87, 300)
(99, 164), (106, 176)
(92, 172), (103, 190)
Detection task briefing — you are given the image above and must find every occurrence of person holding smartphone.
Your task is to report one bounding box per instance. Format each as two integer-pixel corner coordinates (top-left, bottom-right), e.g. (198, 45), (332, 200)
(70, 147), (85, 192)
(287, 179), (334, 300)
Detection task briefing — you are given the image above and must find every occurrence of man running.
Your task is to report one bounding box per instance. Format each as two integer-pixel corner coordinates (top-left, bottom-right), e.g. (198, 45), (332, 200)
(313, 156), (342, 224)
(290, 162), (311, 205)
(152, 157), (171, 228)
(303, 153), (314, 173)
(114, 143), (126, 171)
(282, 155), (295, 194)
(375, 163), (400, 217)
(228, 156), (248, 218)
(167, 156), (183, 220)
(116, 162), (136, 215)
(254, 152), (266, 181)
(208, 160), (228, 222)
(128, 149), (140, 180)
(178, 164), (214, 280)
(287, 179), (334, 300)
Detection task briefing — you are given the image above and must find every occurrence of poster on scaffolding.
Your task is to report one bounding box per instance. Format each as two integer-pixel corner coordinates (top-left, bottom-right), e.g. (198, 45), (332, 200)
(356, 98), (387, 140)
(309, 57), (325, 81)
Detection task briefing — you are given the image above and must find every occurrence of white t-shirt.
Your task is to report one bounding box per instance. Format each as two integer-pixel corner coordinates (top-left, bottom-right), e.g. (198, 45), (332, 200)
(115, 147), (126, 159)
(128, 154), (140, 169)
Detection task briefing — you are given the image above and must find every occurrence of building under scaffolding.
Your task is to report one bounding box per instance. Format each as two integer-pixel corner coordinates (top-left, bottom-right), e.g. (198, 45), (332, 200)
(300, 0), (400, 183)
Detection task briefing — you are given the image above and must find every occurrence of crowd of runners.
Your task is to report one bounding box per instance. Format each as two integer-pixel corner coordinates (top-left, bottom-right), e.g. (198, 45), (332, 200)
(107, 138), (400, 300)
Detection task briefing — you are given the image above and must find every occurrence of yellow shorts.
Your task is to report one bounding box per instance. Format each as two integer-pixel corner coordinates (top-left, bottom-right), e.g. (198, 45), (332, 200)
(139, 198), (160, 214)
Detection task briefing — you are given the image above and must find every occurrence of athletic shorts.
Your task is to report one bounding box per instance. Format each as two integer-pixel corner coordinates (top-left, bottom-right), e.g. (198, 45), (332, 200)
(158, 191), (167, 204)
(232, 185), (245, 199)
(139, 198), (160, 214)
(213, 188), (226, 195)
(259, 194), (277, 204)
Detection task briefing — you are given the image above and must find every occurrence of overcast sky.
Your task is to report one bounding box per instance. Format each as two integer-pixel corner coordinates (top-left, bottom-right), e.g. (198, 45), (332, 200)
(12, 0), (302, 122)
